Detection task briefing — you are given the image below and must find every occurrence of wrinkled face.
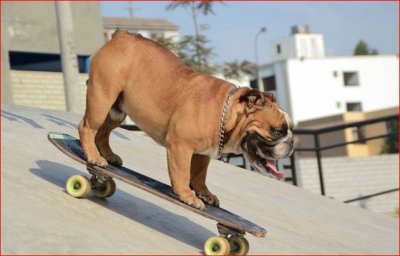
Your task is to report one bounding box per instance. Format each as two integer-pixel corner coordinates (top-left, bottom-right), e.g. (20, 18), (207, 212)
(239, 90), (294, 179)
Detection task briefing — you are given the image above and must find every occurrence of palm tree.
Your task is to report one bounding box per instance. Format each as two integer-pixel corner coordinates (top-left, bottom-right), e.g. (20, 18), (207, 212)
(166, 1), (221, 73)
(166, 1), (216, 39)
(222, 60), (257, 81)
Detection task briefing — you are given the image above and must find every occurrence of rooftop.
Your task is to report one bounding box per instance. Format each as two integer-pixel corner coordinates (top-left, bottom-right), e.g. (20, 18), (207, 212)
(103, 17), (179, 30)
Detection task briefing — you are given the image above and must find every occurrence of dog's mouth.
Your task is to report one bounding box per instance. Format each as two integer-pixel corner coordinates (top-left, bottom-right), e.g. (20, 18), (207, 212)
(240, 132), (286, 180)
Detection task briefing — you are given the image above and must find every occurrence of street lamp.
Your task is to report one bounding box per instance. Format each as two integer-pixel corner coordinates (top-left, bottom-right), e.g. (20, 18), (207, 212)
(254, 26), (267, 91)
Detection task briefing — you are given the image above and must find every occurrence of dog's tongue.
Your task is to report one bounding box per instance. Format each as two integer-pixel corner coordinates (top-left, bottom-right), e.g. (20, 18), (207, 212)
(266, 160), (285, 180)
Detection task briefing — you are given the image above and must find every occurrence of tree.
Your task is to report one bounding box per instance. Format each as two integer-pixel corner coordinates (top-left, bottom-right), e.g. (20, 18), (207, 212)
(353, 40), (379, 55)
(153, 34), (218, 74)
(165, 1), (256, 80)
(179, 34), (218, 74)
(166, 1), (217, 40)
(152, 35), (181, 55)
(222, 60), (257, 81)
(166, 1), (220, 73)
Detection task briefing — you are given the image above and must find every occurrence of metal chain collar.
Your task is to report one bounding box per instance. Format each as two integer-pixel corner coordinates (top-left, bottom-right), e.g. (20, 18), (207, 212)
(217, 85), (240, 162)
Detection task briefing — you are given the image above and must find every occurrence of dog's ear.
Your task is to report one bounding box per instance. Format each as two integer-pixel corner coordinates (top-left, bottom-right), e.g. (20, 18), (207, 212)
(263, 91), (276, 102)
(239, 89), (265, 115)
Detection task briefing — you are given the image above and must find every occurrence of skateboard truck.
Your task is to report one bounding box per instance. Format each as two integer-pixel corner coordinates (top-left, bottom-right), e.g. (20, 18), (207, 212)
(87, 167), (109, 184)
(203, 223), (249, 255)
(217, 223), (244, 238)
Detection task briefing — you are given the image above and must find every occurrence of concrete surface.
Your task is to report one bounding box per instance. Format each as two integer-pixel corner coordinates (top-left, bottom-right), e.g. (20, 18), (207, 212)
(2, 104), (399, 254)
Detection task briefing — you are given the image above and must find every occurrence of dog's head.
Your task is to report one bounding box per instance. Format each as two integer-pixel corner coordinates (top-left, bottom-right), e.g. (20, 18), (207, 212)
(237, 89), (294, 179)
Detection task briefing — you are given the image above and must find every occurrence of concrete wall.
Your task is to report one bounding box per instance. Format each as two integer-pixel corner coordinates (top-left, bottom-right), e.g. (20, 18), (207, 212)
(297, 154), (399, 213)
(3, 2), (104, 55)
(10, 70), (87, 114)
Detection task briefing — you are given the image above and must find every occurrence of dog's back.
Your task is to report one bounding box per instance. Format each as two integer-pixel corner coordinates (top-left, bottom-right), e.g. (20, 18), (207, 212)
(88, 30), (227, 144)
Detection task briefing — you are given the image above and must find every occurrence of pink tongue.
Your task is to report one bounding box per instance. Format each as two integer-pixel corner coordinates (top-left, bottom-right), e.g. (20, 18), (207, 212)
(266, 160), (285, 180)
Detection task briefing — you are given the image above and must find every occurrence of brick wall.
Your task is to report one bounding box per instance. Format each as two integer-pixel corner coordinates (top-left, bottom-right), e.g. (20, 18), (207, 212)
(10, 70), (87, 113)
(298, 154), (399, 213)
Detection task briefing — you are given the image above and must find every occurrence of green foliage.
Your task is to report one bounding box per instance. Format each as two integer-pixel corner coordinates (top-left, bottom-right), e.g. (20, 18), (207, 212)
(153, 34), (217, 74)
(222, 60), (257, 81)
(165, 1), (255, 79)
(166, 0), (219, 73)
(353, 40), (379, 56)
(166, 1), (217, 16)
(381, 120), (398, 154)
(180, 34), (217, 74)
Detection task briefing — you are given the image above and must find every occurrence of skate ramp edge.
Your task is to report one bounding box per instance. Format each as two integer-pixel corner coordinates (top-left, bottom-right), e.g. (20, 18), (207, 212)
(2, 104), (399, 254)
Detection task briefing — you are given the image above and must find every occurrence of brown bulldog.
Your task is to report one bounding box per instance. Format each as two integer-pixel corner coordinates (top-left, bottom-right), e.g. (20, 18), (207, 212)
(79, 30), (294, 210)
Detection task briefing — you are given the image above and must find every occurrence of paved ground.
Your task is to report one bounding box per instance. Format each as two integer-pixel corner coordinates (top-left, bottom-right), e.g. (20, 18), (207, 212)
(2, 104), (398, 254)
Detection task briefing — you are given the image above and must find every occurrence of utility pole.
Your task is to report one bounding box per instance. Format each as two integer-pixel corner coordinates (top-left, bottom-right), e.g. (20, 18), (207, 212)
(1, 17), (13, 105)
(55, 1), (81, 113)
(125, 2), (140, 19)
(254, 27), (267, 91)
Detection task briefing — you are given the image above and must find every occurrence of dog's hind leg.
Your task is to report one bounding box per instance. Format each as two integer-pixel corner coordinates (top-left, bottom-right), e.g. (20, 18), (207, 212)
(78, 79), (122, 167)
(95, 94), (126, 166)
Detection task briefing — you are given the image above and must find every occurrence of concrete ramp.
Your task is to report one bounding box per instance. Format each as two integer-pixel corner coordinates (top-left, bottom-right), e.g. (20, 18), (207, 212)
(2, 104), (398, 254)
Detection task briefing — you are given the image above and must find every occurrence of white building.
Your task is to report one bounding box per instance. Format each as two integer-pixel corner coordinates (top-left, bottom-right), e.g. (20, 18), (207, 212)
(257, 26), (399, 124)
(271, 25), (325, 62)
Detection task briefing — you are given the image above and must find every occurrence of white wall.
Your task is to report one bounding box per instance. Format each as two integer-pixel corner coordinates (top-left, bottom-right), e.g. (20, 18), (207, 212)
(297, 154), (399, 213)
(270, 36), (297, 62)
(294, 34), (325, 59)
(285, 55), (399, 124)
(137, 29), (180, 42)
(270, 33), (325, 62)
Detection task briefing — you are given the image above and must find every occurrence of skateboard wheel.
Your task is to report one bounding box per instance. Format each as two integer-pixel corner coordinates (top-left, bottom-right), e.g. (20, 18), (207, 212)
(229, 236), (249, 255)
(66, 175), (91, 198)
(92, 178), (116, 198)
(204, 236), (230, 255)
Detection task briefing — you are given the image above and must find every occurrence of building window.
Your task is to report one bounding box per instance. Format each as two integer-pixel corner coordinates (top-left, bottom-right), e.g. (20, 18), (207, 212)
(351, 126), (366, 144)
(346, 102), (363, 112)
(9, 51), (90, 73)
(262, 76), (276, 91)
(249, 79), (258, 89)
(343, 71), (359, 86)
(276, 44), (281, 54)
(250, 76), (277, 91)
(150, 32), (163, 40)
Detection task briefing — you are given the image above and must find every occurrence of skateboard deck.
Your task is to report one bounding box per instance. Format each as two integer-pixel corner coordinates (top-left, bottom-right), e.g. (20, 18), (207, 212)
(48, 132), (266, 247)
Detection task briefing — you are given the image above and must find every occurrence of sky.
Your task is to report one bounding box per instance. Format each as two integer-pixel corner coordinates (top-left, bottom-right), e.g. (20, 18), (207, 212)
(100, 1), (399, 65)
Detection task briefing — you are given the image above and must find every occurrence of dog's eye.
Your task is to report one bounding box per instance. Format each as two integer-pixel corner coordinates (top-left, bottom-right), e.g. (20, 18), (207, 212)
(272, 128), (285, 137)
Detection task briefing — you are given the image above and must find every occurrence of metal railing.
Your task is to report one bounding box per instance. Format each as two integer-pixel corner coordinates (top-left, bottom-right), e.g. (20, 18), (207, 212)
(289, 114), (398, 199)
(120, 114), (399, 202)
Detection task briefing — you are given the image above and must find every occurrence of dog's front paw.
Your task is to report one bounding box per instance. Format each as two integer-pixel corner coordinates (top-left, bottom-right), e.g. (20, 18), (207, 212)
(105, 153), (123, 166)
(87, 155), (108, 168)
(179, 193), (205, 210)
(196, 190), (220, 207)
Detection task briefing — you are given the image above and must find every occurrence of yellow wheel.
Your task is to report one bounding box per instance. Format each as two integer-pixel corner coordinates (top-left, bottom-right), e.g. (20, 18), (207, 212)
(92, 178), (116, 198)
(204, 236), (230, 255)
(229, 236), (250, 255)
(66, 175), (91, 198)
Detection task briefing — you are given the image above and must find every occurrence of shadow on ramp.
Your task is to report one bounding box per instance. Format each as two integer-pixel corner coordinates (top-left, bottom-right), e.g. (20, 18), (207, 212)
(30, 160), (214, 252)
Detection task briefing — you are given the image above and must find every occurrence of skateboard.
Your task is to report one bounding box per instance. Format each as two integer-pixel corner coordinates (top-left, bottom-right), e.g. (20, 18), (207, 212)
(48, 132), (266, 255)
